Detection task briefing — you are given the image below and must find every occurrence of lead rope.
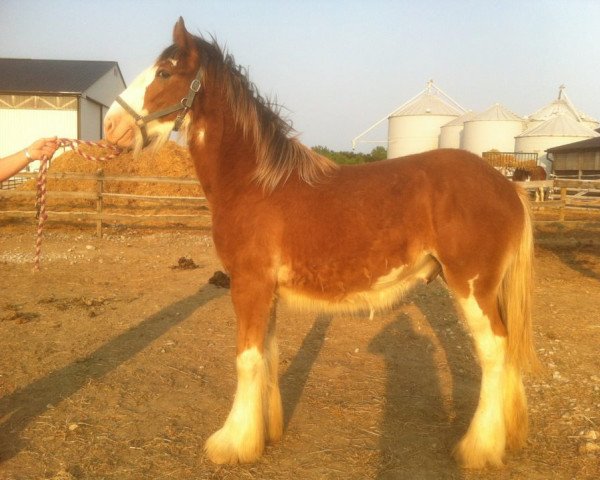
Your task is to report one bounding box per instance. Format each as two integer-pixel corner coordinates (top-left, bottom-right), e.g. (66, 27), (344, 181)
(33, 138), (123, 271)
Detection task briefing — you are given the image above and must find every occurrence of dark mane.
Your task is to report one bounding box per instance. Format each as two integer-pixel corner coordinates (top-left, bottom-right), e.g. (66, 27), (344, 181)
(163, 37), (338, 191)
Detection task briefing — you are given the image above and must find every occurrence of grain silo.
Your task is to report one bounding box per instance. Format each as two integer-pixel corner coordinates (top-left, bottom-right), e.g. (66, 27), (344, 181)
(515, 113), (599, 171)
(461, 103), (525, 155)
(439, 111), (476, 149)
(386, 81), (466, 158)
(527, 85), (599, 131)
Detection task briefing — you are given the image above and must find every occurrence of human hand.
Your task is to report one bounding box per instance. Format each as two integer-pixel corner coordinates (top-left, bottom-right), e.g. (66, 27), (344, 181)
(27, 137), (59, 161)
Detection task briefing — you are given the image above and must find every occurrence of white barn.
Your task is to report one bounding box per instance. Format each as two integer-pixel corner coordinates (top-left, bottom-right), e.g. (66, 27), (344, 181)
(0, 58), (126, 169)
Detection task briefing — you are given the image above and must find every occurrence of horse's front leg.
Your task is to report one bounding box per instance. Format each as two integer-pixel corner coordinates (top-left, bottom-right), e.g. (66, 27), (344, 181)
(204, 275), (281, 464)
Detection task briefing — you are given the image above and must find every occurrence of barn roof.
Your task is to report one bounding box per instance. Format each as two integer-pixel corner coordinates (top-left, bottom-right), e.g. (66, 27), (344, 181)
(546, 136), (600, 153)
(0, 58), (123, 94)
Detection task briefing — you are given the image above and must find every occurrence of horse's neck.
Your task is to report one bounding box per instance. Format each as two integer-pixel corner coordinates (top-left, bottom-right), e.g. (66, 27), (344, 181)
(189, 106), (260, 206)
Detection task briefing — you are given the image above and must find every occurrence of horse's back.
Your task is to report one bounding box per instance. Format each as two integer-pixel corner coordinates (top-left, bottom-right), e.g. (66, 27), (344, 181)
(301, 148), (523, 235)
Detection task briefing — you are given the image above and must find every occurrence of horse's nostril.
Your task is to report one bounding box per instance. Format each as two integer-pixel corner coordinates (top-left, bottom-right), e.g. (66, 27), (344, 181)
(104, 118), (113, 134)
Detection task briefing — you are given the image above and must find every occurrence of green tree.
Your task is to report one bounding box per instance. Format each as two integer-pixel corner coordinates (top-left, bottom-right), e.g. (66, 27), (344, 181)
(312, 146), (387, 165)
(369, 146), (387, 162)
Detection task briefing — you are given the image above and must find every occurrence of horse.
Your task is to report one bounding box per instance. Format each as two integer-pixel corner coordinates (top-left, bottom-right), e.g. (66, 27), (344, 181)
(513, 166), (548, 201)
(513, 166), (547, 182)
(104, 18), (538, 469)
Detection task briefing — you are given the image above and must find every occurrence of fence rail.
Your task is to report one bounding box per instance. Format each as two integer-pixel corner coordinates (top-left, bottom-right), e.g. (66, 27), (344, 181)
(516, 178), (600, 221)
(1, 171), (599, 235)
(0, 170), (208, 236)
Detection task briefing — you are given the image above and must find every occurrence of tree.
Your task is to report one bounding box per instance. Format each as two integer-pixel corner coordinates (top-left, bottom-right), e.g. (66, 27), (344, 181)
(312, 146), (387, 165)
(369, 146), (387, 162)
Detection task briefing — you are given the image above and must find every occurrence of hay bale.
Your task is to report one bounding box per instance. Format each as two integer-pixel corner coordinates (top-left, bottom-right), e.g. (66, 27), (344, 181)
(22, 141), (202, 197)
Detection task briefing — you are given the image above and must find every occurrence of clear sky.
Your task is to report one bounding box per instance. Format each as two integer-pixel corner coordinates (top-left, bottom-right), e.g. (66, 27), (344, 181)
(1, 0), (599, 152)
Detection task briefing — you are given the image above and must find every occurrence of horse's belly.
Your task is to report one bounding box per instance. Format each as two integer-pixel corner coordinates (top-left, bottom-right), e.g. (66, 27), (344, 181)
(276, 254), (441, 315)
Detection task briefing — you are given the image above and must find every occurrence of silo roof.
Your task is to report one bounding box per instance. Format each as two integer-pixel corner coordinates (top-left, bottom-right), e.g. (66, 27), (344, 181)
(529, 98), (581, 122)
(442, 110), (477, 127)
(518, 114), (600, 138)
(390, 93), (463, 117)
(389, 80), (465, 117)
(528, 85), (599, 124)
(468, 103), (523, 122)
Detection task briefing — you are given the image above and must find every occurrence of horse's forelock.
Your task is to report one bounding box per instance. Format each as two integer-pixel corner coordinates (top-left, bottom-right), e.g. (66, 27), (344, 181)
(157, 44), (179, 63)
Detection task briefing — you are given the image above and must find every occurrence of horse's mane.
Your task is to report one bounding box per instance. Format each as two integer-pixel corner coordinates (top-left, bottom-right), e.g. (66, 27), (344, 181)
(163, 37), (338, 192)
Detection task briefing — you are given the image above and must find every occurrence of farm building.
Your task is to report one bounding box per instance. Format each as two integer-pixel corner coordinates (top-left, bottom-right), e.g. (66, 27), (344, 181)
(352, 80), (467, 159)
(386, 81), (466, 158)
(546, 136), (600, 178)
(354, 83), (599, 172)
(438, 110), (476, 149)
(527, 85), (599, 131)
(515, 114), (599, 172)
(0, 58), (126, 170)
(461, 103), (525, 156)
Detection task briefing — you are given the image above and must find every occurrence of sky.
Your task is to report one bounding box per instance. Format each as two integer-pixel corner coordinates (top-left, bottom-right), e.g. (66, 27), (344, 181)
(1, 0), (600, 152)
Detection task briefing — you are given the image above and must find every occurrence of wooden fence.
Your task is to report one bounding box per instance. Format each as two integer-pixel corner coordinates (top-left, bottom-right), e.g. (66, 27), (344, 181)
(1, 172), (599, 235)
(515, 178), (600, 221)
(0, 170), (208, 236)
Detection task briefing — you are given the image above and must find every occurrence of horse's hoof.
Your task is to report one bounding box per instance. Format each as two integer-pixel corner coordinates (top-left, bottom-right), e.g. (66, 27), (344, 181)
(204, 427), (264, 464)
(453, 438), (505, 469)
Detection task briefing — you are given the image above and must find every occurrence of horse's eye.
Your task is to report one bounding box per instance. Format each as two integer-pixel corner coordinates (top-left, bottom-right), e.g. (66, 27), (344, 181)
(156, 69), (172, 80)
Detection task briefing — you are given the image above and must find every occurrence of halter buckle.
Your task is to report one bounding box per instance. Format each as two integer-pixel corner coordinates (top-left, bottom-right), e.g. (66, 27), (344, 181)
(190, 78), (201, 93)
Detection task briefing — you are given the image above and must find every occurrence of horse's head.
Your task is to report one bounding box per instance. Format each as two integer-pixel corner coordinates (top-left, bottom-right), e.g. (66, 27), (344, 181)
(104, 18), (203, 153)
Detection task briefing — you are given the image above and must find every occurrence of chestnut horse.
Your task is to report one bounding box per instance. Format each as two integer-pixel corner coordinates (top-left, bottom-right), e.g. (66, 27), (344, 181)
(513, 166), (547, 182)
(104, 18), (537, 469)
(513, 166), (548, 201)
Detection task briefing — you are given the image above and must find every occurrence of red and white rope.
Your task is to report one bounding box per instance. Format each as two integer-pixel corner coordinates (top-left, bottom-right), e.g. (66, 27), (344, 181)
(33, 138), (123, 271)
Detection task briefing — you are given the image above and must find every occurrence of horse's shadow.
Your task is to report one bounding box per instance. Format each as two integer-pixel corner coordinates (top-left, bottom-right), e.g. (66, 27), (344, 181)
(280, 282), (478, 479)
(280, 314), (333, 427)
(2, 281), (478, 477)
(547, 242), (600, 282)
(0, 284), (225, 462)
(368, 283), (477, 478)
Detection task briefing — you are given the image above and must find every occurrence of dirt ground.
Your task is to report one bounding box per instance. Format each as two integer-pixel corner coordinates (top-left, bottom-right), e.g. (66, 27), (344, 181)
(0, 221), (598, 480)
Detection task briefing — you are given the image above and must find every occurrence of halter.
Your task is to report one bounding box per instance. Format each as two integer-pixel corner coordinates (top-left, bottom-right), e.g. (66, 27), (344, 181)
(115, 67), (203, 146)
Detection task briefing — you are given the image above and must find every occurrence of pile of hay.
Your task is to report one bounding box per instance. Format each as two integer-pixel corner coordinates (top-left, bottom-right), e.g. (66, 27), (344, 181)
(28, 141), (202, 197)
(3, 141), (207, 223)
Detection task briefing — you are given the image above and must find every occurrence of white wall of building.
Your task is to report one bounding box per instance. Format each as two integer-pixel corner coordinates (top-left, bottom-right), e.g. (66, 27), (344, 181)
(0, 108), (77, 170)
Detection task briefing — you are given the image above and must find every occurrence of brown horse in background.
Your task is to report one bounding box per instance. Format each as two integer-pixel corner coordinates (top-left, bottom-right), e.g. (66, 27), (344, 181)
(513, 166), (547, 182)
(104, 18), (537, 469)
(513, 166), (548, 201)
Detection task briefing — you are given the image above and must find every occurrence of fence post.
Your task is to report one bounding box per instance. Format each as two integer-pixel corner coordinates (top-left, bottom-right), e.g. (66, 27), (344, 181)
(96, 168), (104, 237)
(559, 187), (567, 221)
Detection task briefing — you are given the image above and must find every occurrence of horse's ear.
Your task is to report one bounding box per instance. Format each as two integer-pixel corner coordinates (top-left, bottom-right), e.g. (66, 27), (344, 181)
(173, 17), (193, 51)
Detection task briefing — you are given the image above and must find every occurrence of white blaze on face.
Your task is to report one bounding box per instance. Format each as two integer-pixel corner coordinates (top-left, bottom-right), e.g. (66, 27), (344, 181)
(107, 65), (157, 119)
(104, 65), (158, 151)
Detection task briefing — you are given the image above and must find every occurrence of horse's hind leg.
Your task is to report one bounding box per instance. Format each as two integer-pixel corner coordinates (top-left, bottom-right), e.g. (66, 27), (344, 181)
(452, 276), (510, 468)
(204, 275), (278, 464)
(265, 300), (283, 443)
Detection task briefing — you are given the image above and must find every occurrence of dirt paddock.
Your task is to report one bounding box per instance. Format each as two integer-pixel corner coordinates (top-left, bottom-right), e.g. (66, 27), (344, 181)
(0, 221), (598, 479)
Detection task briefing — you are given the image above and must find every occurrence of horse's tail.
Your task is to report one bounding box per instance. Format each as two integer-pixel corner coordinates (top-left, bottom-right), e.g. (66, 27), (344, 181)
(499, 187), (539, 372)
